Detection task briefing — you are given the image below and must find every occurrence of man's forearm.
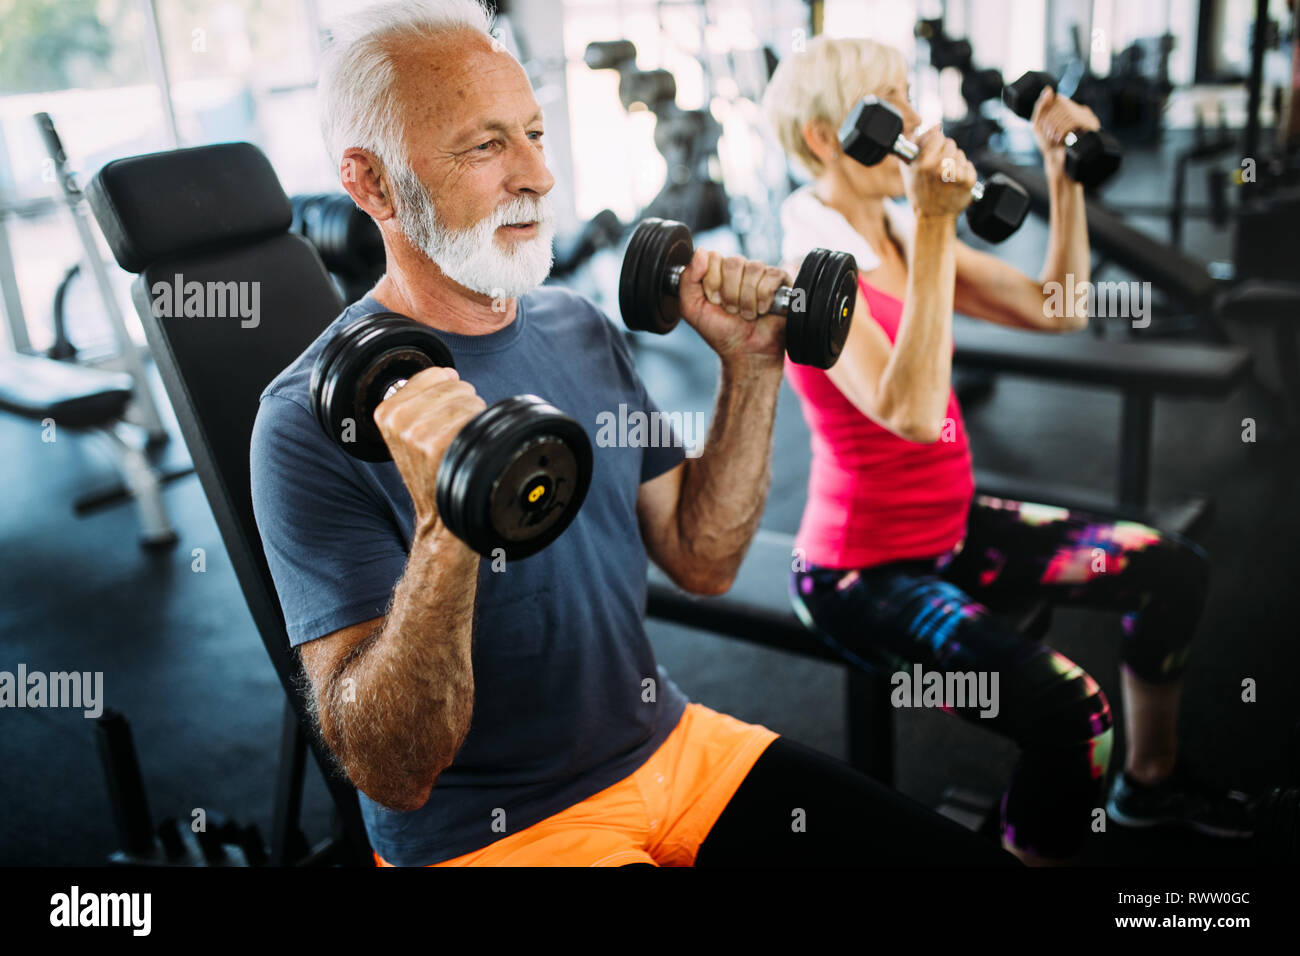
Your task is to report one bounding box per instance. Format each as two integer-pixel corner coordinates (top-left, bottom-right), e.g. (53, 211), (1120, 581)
(671, 360), (783, 593)
(318, 529), (478, 811)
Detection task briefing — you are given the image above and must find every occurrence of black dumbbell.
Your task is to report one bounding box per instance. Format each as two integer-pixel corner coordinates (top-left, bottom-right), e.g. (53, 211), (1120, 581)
(960, 68), (1004, 108)
(915, 19), (972, 71)
(838, 96), (1031, 243)
(310, 312), (592, 561)
(290, 193), (382, 276)
(618, 218), (858, 369)
(1002, 71), (1123, 188)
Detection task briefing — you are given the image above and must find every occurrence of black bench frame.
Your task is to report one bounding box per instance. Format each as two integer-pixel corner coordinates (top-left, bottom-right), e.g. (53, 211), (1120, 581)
(646, 531), (1053, 786)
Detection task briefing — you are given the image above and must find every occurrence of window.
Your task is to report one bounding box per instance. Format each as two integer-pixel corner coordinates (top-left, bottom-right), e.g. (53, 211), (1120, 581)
(0, 0), (168, 353)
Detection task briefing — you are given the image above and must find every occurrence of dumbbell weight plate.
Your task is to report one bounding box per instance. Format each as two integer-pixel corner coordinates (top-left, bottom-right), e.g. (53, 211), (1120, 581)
(785, 247), (829, 367)
(809, 250), (858, 369)
(310, 312), (456, 462)
(786, 249), (857, 369)
(1001, 71), (1054, 119)
(619, 218), (692, 334)
(617, 218), (654, 332)
(311, 313), (390, 454)
(646, 220), (693, 334)
(436, 395), (593, 561)
(964, 172), (1031, 244)
(1064, 129), (1123, 188)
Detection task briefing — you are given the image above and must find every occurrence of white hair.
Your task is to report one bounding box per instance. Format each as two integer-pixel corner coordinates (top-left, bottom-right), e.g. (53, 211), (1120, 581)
(396, 174), (556, 297)
(318, 0), (496, 174)
(762, 35), (908, 178)
(318, 0), (554, 298)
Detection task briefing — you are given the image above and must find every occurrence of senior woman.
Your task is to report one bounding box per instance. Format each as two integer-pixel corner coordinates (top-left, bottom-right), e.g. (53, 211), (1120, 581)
(762, 35), (1250, 864)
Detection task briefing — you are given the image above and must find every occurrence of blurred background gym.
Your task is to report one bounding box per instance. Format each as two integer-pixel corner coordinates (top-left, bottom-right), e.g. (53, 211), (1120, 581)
(1, 0), (1298, 867)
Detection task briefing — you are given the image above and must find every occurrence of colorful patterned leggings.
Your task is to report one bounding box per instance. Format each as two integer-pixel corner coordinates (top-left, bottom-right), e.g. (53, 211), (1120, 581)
(789, 496), (1209, 858)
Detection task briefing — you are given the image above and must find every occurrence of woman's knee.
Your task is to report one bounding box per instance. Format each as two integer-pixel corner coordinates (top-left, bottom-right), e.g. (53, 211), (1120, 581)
(1122, 530), (1209, 680)
(1152, 530), (1210, 592)
(1011, 649), (1114, 770)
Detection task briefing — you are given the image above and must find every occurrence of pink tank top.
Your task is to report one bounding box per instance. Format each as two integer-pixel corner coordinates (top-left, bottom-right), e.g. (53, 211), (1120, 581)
(785, 278), (974, 569)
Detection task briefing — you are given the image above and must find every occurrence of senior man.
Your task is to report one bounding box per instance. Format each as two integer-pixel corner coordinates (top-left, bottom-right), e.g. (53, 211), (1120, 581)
(251, 0), (1012, 867)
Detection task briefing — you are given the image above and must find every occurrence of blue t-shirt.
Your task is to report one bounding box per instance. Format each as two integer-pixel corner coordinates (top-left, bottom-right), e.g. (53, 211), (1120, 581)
(250, 287), (690, 865)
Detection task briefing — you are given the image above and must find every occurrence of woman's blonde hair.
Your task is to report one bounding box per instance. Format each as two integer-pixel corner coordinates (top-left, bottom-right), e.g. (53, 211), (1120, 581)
(762, 35), (908, 177)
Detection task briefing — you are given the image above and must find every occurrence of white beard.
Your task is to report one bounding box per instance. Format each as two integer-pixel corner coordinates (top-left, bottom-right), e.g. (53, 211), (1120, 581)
(391, 164), (555, 299)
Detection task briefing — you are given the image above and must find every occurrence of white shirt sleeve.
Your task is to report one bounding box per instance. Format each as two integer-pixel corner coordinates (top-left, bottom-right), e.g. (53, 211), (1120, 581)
(779, 184), (916, 274)
(883, 198), (916, 264)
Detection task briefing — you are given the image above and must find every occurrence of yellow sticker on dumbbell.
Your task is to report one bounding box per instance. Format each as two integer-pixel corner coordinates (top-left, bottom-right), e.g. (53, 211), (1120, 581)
(528, 485), (545, 503)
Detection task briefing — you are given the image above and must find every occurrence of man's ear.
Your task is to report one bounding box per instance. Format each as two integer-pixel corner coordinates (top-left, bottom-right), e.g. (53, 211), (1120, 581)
(339, 148), (396, 222)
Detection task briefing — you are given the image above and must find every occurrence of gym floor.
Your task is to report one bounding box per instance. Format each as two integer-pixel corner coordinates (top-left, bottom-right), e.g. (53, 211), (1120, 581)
(2, 131), (1296, 866)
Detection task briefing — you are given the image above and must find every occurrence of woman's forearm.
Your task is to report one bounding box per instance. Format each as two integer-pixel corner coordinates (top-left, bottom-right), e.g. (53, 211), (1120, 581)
(875, 213), (958, 440)
(1039, 172), (1091, 295)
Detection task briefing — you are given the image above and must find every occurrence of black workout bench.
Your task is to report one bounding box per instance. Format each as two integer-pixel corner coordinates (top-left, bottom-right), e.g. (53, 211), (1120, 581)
(953, 318), (1251, 536)
(646, 529), (1052, 791)
(0, 351), (178, 547)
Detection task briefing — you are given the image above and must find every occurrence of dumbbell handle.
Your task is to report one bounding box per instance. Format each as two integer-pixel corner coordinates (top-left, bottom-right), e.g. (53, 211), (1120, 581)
(889, 133), (988, 203)
(662, 266), (797, 315)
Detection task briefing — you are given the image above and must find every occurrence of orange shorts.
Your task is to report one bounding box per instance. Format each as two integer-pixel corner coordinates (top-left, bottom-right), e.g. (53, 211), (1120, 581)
(374, 703), (779, 867)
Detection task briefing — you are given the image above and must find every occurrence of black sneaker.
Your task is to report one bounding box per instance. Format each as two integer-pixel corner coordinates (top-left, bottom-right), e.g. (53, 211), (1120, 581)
(1105, 763), (1255, 838)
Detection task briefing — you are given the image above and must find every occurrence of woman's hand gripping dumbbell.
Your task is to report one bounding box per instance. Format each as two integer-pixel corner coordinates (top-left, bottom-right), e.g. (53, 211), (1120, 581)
(310, 312), (592, 561)
(838, 96), (1031, 242)
(1002, 72), (1121, 188)
(618, 218), (859, 369)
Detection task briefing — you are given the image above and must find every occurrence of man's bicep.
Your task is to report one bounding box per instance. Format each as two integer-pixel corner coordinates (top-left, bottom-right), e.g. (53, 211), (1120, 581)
(252, 395), (408, 646)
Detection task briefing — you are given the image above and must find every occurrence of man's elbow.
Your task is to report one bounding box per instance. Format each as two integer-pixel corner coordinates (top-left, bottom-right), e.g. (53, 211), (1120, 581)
(680, 571), (736, 597)
(666, 559), (736, 596)
(319, 706), (452, 813)
(368, 780), (436, 814)
(353, 760), (445, 813)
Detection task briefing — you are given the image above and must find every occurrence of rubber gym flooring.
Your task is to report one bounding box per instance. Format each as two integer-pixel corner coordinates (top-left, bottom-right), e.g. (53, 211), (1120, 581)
(2, 133), (1297, 866)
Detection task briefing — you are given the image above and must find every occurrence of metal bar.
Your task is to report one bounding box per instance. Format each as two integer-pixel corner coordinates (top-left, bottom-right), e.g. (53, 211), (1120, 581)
(301, 0), (324, 75)
(35, 113), (170, 442)
(1193, 0), (1215, 82)
(1118, 390), (1154, 510)
(0, 119), (32, 352)
(1112, 203), (1217, 218)
(139, 0), (181, 149)
(1275, 323), (1300, 432)
(1170, 152), (1188, 247)
(271, 698), (309, 866)
(70, 195), (170, 441)
(1243, 0), (1268, 160)
(0, 208), (30, 352)
(846, 668), (894, 786)
(98, 424), (177, 547)
(94, 709), (157, 858)
(646, 584), (844, 664)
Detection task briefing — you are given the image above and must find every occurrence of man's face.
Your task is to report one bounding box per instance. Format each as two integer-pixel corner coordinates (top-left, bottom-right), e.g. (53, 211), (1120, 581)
(387, 32), (557, 298)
